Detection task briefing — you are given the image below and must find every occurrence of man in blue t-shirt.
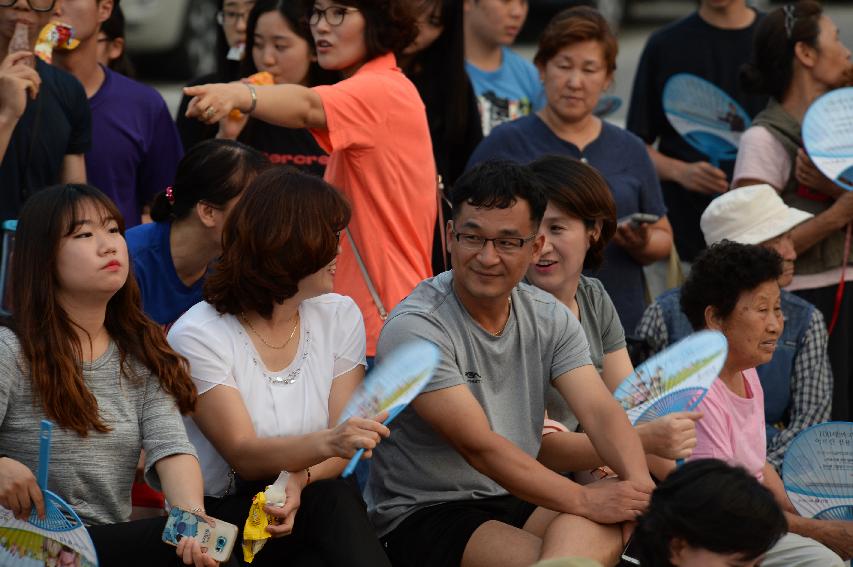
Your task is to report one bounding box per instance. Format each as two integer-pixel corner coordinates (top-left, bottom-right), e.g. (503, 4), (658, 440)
(0, 0), (91, 221)
(464, 0), (543, 135)
(53, 0), (183, 227)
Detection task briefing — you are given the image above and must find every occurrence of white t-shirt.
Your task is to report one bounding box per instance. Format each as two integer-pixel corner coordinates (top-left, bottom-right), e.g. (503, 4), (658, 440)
(168, 295), (366, 496)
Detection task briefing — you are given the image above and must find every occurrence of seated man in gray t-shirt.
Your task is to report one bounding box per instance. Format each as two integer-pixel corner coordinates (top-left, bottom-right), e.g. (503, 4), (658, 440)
(365, 161), (654, 567)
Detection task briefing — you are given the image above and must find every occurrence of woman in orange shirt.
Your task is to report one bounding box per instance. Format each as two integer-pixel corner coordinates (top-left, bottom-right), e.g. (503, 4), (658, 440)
(185, 0), (437, 360)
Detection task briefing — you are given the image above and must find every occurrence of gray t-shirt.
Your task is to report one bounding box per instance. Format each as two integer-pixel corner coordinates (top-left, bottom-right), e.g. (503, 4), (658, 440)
(0, 327), (196, 526)
(365, 271), (592, 536)
(546, 275), (627, 431)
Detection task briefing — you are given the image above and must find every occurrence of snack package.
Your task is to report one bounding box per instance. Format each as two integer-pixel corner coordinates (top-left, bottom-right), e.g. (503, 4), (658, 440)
(9, 23), (34, 66)
(228, 71), (274, 121)
(242, 471), (288, 563)
(35, 22), (79, 64)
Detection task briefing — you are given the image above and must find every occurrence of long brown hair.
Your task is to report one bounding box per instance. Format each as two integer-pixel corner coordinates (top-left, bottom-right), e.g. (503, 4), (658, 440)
(8, 185), (197, 436)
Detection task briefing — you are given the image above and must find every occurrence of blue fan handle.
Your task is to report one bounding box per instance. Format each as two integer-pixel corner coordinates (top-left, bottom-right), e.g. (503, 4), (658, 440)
(37, 419), (52, 490)
(340, 408), (404, 479)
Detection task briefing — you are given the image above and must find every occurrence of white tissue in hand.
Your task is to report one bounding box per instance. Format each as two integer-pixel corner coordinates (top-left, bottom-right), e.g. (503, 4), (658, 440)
(264, 471), (288, 507)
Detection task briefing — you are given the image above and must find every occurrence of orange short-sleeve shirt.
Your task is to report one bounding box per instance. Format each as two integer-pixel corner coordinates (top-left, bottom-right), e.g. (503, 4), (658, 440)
(311, 53), (437, 356)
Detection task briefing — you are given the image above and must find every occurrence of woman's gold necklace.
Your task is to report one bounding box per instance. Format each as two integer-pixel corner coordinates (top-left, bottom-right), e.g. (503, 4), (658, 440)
(241, 311), (299, 350)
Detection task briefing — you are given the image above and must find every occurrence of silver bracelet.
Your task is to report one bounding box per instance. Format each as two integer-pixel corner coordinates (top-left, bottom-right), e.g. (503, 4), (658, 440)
(244, 83), (257, 115)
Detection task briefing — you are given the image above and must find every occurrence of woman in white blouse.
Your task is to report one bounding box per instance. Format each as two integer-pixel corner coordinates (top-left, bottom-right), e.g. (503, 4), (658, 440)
(168, 167), (392, 566)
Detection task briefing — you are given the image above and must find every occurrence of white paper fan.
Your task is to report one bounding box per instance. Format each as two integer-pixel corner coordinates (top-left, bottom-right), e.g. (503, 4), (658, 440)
(663, 73), (751, 167)
(783, 421), (853, 519)
(613, 330), (727, 425)
(338, 340), (440, 477)
(802, 87), (853, 192)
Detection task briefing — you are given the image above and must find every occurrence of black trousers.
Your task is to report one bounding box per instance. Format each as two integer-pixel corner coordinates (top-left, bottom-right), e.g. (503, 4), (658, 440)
(204, 477), (392, 567)
(795, 284), (853, 421)
(88, 516), (191, 567)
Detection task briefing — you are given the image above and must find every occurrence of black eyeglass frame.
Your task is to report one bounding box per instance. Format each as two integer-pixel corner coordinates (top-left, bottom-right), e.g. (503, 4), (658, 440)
(309, 5), (360, 27)
(452, 230), (537, 253)
(0, 0), (56, 12)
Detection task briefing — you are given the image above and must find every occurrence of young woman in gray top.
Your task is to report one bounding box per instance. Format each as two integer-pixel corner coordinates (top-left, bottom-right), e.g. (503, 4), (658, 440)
(0, 185), (218, 567)
(526, 156), (701, 480)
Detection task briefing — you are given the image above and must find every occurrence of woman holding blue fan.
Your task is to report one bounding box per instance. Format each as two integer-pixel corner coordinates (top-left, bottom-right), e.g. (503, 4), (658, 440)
(0, 184), (218, 566)
(526, 156), (700, 481)
(168, 167), (392, 567)
(466, 6), (673, 333)
(681, 240), (851, 564)
(734, 0), (853, 421)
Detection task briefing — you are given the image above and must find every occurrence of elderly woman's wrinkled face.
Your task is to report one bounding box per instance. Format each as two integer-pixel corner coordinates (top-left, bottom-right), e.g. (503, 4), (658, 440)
(714, 280), (783, 370)
(539, 39), (612, 126)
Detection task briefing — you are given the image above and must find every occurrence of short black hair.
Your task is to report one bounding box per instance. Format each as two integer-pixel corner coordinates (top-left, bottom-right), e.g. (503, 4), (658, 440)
(680, 241), (782, 330)
(451, 160), (547, 226)
(634, 459), (787, 566)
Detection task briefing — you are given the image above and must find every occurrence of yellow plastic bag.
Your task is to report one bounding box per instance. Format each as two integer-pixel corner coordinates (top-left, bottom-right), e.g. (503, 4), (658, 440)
(242, 492), (272, 563)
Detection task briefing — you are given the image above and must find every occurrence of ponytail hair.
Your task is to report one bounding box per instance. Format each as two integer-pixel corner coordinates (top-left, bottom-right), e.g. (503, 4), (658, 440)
(150, 139), (269, 223)
(739, 0), (822, 101)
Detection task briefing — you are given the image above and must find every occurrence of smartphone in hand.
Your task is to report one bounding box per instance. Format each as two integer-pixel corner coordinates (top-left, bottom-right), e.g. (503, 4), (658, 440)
(162, 506), (239, 562)
(618, 213), (660, 227)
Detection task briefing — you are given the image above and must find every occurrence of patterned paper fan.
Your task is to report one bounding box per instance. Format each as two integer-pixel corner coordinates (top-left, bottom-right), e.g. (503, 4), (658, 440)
(0, 421), (98, 567)
(783, 421), (853, 519)
(663, 73), (751, 167)
(593, 95), (622, 119)
(815, 505), (853, 521)
(802, 87), (853, 192)
(338, 340), (440, 477)
(613, 330), (727, 425)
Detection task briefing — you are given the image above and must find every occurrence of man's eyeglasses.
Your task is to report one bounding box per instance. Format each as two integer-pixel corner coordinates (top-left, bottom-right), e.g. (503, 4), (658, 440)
(217, 10), (250, 26)
(0, 0), (56, 13)
(453, 231), (536, 254)
(309, 6), (360, 27)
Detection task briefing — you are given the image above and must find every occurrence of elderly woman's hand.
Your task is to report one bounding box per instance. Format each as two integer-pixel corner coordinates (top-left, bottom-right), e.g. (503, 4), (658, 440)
(795, 149), (842, 198)
(636, 412), (703, 460)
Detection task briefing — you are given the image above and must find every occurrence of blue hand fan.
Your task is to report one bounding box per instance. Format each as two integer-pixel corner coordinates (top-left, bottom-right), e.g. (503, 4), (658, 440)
(802, 87), (853, 192)
(783, 421), (853, 519)
(663, 73), (751, 167)
(593, 95), (622, 119)
(338, 341), (440, 477)
(613, 330), (727, 426)
(0, 420), (98, 566)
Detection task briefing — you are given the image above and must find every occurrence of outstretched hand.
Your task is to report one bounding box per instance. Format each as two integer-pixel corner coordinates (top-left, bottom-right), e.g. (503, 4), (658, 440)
(184, 82), (251, 125)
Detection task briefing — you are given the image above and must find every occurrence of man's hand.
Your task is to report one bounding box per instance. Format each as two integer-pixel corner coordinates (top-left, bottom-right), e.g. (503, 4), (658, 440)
(0, 51), (40, 122)
(577, 477), (652, 524)
(636, 412), (702, 460)
(676, 161), (728, 195)
(612, 221), (650, 252)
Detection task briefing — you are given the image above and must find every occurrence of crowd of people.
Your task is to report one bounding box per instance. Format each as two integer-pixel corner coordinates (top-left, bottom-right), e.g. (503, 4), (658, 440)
(0, 0), (851, 566)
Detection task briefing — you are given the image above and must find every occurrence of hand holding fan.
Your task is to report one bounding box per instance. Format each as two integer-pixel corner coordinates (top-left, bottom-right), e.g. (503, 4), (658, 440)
(613, 330), (727, 426)
(0, 420), (98, 566)
(663, 73), (751, 167)
(338, 341), (440, 478)
(802, 87), (853, 192)
(783, 421), (853, 520)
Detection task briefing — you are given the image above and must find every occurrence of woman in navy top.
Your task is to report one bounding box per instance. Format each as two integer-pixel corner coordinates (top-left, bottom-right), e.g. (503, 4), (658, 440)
(467, 7), (673, 332)
(125, 139), (268, 327)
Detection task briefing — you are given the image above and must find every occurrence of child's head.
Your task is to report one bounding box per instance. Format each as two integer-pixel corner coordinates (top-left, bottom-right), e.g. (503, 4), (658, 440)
(463, 0), (528, 49)
(634, 459), (787, 567)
